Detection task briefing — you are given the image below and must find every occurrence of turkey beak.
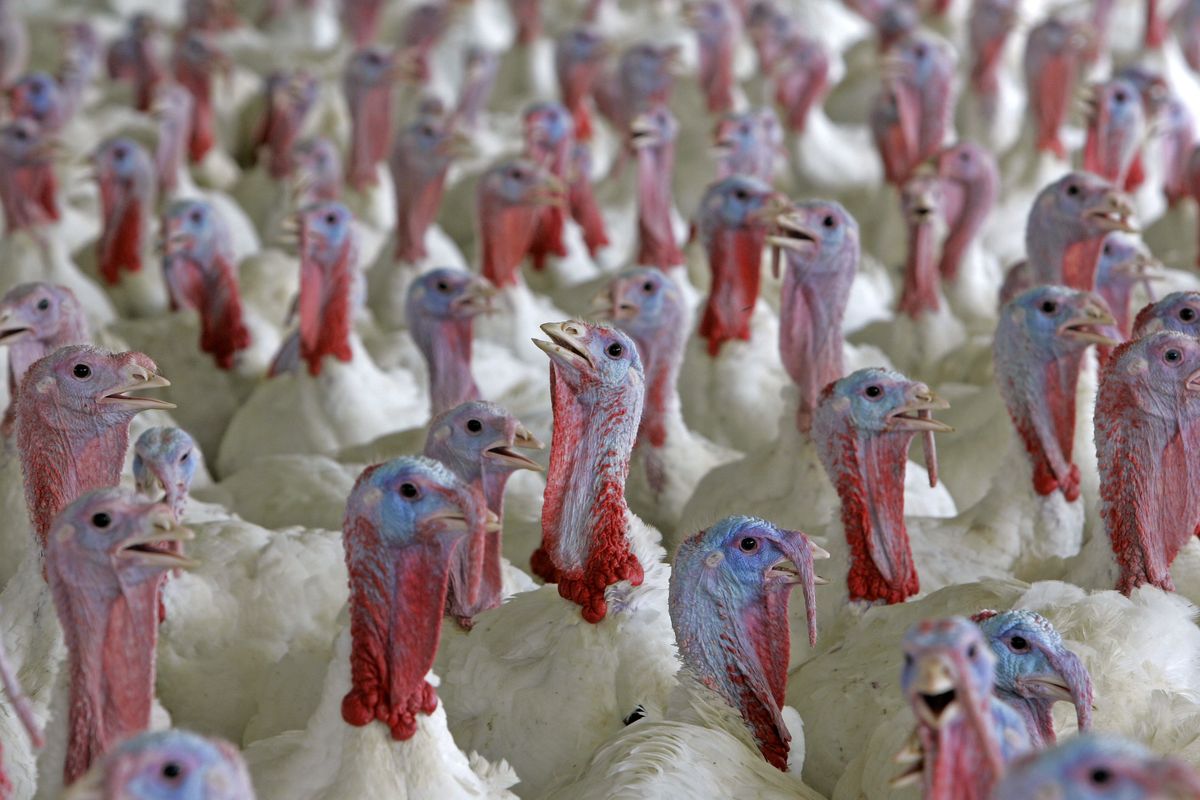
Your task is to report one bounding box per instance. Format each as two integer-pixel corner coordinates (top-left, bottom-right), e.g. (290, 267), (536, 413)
(451, 278), (497, 315)
(439, 129), (475, 160)
(484, 435), (544, 471)
(591, 277), (637, 320)
(766, 209), (819, 254)
(628, 114), (660, 149)
(102, 368), (175, 410)
(533, 321), (594, 372)
(1186, 366), (1200, 394)
(0, 311), (30, 344)
(1058, 300), (1120, 346)
(425, 509), (472, 534)
(910, 653), (961, 728)
(1085, 190), (1139, 233)
(1114, 252), (1164, 282)
(887, 388), (953, 433)
(118, 510), (197, 569)
(529, 171), (568, 208)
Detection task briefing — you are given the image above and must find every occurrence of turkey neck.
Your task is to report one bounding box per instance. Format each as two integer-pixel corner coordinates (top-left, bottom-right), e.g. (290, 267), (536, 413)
(899, 215), (940, 318)
(341, 513), (455, 741)
(635, 138), (683, 269)
(0, 159), (56, 233)
(413, 313), (478, 417)
(532, 363), (645, 622)
(699, 226), (766, 356)
(670, 581), (793, 770)
(52, 568), (160, 784)
(18, 411), (134, 548)
(698, 30), (735, 114)
(823, 422), (917, 604)
(920, 714), (1003, 800)
(997, 346), (1085, 501)
(1001, 693), (1055, 749)
(176, 68), (215, 164)
(780, 252), (853, 433)
(393, 168), (448, 262)
(1028, 222), (1105, 290)
(1097, 390), (1200, 594)
(479, 201), (537, 289)
(197, 253), (250, 370)
(298, 238), (355, 376)
(629, 320), (683, 452)
(346, 84), (391, 191)
(939, 179), (993, 282)
(98, 190), (147, 284)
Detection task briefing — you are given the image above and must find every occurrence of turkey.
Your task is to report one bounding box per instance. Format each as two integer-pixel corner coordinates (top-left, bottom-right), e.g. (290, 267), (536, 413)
(242, 457), (518, 800)
(544, 515), (825, 800)
(993, 734), (1200, 798)
(63, 728), (255, 800)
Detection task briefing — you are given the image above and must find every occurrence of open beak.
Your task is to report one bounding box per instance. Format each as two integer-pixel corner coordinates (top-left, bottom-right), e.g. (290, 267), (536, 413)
(1058, 301), (1120, 346)
(100, 369), (175, 410)
(439, 129), (475, 160)
(1186, 367), (1200, 393)
(450, 278), (497, 315)
(1017, 674), (1074, 702)
(1114, 253), (1163, 282)
(483, 426), (544, 471)
(529, 172), (567, 208)
(1085, 190), (1139, 233)
(910, 653), (962, 728)
(118, 511), (196, 569)
(0, 316), (30, 344)
(629, 114), (661, 149)
(533, 321), (593, 371)
(766, 209), (819, 254)
(886, 390), (953, 433)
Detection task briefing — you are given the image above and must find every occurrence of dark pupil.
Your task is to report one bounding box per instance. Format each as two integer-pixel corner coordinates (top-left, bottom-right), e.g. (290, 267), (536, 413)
(1166, 349), (1182, 362)
(642, 281), (655, 292)
(967, 643), (978, 658)
(325, 213), (338, 225)
(1182, 308), (1196, 321)
(466, 419), (482, 432)
(180, 451), (189, 462)
(73, 363), (91, 378)
(1066, 184), (1079, 196)
(1103, 245), (1111, 256)
(1011, 636), (1028, 650)
(114, 147), (126, 160)
(1090, 768), (1111, 785)
(823, 215), (835, 228)
(1041, 301), (1057, 313)
(739, 537), (757, 551)
(36, 299), (49, 310)
(734, 189), (748, 200)
(189, 210), (202, 224)
(14, 129), (25, 141)
(91, 512), (111, 528)
(399, 483), (418, 498)
(606, 342), (623, 358)
(865, 385), (881, 397)
(162, 761), (182, 779)
(436, 281), (449, 291)
(1115, 90), (1126, 102)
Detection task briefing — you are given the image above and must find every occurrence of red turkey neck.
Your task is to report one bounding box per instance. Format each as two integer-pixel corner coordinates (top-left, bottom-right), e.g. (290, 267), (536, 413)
(781, 264), (850, 433)
(939, 187), (988, 281)
(0, 160), (58, 234)
(175, 69), (215, 164)
(97, 190), (147, 285)
(394, 171), (448, 262)
(1004, 350), (1085, 501)
(198, 252), (251, 370)
(479, 203), (538, 288)
(699, 227), (767, 356)
(630, 327), (682, 453)
(51, 567), (159, 783)
(899, 216), (940, 317)
(920, 714), (1002, 800)
(341, 511), (455, 740)
(298, 238), (355, 376)
(826, 420), (918, 603)
(1097, 384), (1200, 593)
(18, 409), (134, 550)
(1029, 228), (1105, 290)
(530, 364), (645, 623)
(635, 138), (683, 269)
(347, 87), (391, 191)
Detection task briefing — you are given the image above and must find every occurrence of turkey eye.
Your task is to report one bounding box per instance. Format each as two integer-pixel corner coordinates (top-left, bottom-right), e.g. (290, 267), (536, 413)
(180, 451), (189, 462)
(739, 537), (758, 552)
(161, 761), (182, 780)
(913, 44), (927, 58)
(72, 363), (91, 379)
(436, 281), (450, 291)
(606, 342), (624, 358)
(91, 512), (111, 528)
(113, 146), (127, 160)
(1165, 348), (1182, 363)
(1103, 245), (1112, 256)
(734, 189), (748, 201)
(398, 483), (419, 499)
(967, 643), (978, 659)
(1041, 300), (1057, 314)
(36, 298), (49, 310)
(865, 385), (882, 398)
(324, 212), (338, 226)
(1114, 90), (1127, 103)
(1181, 308), (1197, 322)
(1089, 768), (1112, 785)
(904, 653), (914, 667)
(642, 281), (655, 293)
(1066, 183), (1080, 196)
(958, 151), (970, 162)
(189, 210), (203, 224)
(1009, 635), (1029, 651)
(466, 418), (482, 433)
(823, 215), (835, 228)
(13, 128), (26, 141)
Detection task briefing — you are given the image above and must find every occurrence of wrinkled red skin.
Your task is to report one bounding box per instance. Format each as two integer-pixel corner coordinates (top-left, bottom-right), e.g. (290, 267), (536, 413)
(97, 195), (145, 285)
(342, 0), (385, 47)
(738, 594), (792, 769)
(298, 241), (354, 376)
(530, 366), (643, 623)
(1145, 0), (1167, 47)
(52, 555), (160, 783)
(1005, 355), (1085, 501)
(341, 512), (449, 740)
(392, 172), (448, 263)
(822, 401), (919, 604)
(871, 86), (918, 186)
(774, 45), (829, 134)
(1060, 238), (1107, 291)
(528, 206), (569, 271)
(173, 64), (215, 164)
(698, 227), (766, 356)
(509, 0), (543, 45)
(634, 135), (683, 270)
(0, 158), (59, 234)
(919, 709), (1002, 799)
(165, 251), (250, 370)
(347, 87), (392, 191)
(1026, 36), (1080, 159)
(478, 200), (539, 289)
(1096, 346), (1200, 594)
